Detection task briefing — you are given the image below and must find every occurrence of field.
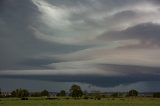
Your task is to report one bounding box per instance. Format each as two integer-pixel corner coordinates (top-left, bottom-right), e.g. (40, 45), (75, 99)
(0, 97), (160, 106)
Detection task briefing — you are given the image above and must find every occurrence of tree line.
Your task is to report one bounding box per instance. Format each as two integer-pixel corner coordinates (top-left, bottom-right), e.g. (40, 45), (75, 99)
(0, 84), (82, 98)
(0, 84), (160, 98)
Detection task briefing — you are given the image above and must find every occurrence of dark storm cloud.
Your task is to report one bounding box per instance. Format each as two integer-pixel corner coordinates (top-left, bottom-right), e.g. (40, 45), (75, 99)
(97, 64), (160, 75)
(99, 23), (160, 47)
(1, 72), (160, 88)
(0, 0), (160, 91)
(0, 0), (87, 70)
(107, 10), (138, 23)
(150, 0), (160, 4)
(1, 64), (160, 87)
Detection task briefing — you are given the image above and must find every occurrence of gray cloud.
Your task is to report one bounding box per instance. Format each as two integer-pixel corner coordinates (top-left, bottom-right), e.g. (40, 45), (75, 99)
(1, 64), (160, 88)
(99, 23), (160, 47)
(0, 0), (160, 91)
(1, 77), (160, 92)
(1, 68), (160, 87)
(0, 0), (87, 70)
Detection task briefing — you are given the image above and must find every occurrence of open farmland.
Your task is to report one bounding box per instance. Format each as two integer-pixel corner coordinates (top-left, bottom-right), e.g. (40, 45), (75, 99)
(0, 97), (160, 106)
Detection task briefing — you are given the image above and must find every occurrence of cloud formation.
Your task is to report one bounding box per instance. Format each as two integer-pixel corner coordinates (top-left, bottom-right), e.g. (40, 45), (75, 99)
(0, 0), (160, 90)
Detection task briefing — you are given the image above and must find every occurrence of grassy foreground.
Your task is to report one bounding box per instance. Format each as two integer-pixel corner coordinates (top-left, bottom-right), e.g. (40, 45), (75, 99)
(0, 97), (160, 106)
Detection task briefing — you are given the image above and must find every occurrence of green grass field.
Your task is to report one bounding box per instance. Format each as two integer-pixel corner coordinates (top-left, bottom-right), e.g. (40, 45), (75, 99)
(0, 97), (160, 106)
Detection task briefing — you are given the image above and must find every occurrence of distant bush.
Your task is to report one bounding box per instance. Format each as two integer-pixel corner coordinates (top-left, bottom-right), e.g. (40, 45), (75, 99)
(127, 90), (138, 97)
(11, 88), (29, 98)
(65, 97), (70, 100)
(95, 95), (101, 100)
(89, 97), (94, 99)
(56, 90), (66, 97)
(21, 97), (28, 100)
(41, 90), (49, 97)
(119, 98), (125, 100)
(111, 93), (119, 97)
(83, 96), (89, 99)
(46, 97), (59, 100)
(30, 92), (41, 97)
(153, 92), (160, 98)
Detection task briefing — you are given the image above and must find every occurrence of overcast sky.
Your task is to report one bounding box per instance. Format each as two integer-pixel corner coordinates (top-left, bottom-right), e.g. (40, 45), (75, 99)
(0, 0), (160, 92)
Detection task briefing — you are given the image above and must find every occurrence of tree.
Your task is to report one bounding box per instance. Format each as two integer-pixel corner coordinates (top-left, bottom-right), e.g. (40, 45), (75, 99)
(21, 89), (29, 97)
(128, 89), (138, 97)
(11, 88), (29, 97)
(11, 90), (16, 97)
(41, 90), (49, 96)
(57, 90), (66, 96)
(70, 84), (83, 98)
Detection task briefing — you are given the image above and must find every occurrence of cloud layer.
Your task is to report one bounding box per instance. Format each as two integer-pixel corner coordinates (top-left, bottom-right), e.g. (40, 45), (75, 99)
(0, 0), (160, 90)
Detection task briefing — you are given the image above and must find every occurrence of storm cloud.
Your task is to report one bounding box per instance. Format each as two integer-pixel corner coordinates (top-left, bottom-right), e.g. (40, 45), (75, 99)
(0, 0), (160, 91)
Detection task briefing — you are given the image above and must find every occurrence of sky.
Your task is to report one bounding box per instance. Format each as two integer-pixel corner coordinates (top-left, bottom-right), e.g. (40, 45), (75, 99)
(0, 0), (160, 92)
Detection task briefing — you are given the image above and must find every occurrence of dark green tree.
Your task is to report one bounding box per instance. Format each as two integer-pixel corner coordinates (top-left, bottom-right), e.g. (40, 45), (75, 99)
(11, 90), (16, 97)
(11, 88), (29, 97)
(57, 90), (66, 96)
(128, 89), (138, 97)
(15, 89), (22, 97)
(70, 84), (83, 98)
(21, 89), (29, 97)
(41, 90), (49, 96)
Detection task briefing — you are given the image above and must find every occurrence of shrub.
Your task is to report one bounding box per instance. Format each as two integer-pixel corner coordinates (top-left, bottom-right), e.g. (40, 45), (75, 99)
(21, 97), (28, 100)
(83, 96), (89, 99)
(128, 90), (138, 97)
(95, 95), (101, 100)
(153, 92), (160, 98)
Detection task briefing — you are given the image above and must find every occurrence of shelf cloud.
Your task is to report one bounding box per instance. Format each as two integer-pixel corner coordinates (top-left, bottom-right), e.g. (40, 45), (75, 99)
(0, 0), (160, 91)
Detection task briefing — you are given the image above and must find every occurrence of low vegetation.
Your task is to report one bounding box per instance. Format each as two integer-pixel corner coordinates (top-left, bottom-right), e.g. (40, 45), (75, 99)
(0, 97), (160, 106)
(0, 85), (160, 106)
